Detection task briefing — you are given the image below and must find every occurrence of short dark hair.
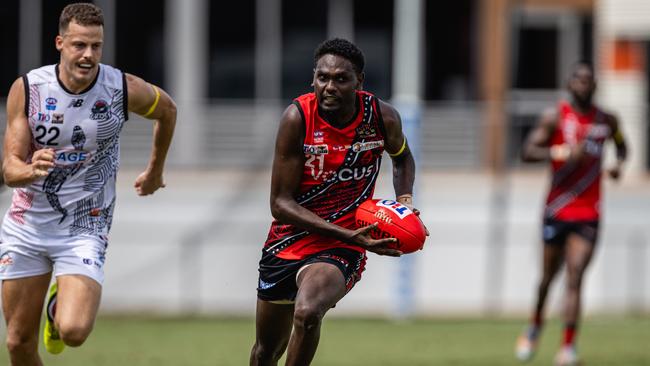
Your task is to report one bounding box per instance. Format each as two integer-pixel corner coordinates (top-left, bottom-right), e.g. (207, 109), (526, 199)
(314, 38), (365, 74)
(571, 61), (595, 77)
(59, 3), (104, 34)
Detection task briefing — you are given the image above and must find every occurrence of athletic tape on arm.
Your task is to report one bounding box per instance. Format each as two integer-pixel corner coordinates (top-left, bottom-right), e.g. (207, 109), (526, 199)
(389, 135), (407, 157)
(613, 128), (625, 145)
(142, 84), (161, 118)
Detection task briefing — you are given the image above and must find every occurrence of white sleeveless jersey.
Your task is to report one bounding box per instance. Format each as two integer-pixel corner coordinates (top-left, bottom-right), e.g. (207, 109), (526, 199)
(4, 64), (128, 236)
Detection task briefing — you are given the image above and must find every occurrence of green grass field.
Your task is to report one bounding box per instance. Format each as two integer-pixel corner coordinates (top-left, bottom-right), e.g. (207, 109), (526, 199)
(0, 316), (648, 365)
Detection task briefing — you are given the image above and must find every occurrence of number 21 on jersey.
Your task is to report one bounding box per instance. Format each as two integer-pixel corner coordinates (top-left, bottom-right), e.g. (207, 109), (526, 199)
(305, 154), (325, 180)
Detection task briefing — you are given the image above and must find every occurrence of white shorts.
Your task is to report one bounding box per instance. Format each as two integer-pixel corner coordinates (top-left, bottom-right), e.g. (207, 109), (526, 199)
(0, 220), (107, 285)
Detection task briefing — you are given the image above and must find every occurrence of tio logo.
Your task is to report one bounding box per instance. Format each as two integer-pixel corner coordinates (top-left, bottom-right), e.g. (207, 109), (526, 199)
(376, 199), (411, 219)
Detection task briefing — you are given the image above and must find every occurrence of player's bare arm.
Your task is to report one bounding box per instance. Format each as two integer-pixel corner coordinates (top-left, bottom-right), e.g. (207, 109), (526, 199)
(379, 100), (415, 203)
(126, 73), (177, 196)
(522, 108), (561, 162)
(523, 108), (588, 163)
(606, 113), (628, 180)
(379, 99), (428, 235)
(270, 104), (401, 256)
(2, 77), (55, 187)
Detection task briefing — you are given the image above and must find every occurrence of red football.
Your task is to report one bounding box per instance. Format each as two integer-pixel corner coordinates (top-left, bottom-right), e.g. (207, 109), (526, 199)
(355, 199), (427, 254)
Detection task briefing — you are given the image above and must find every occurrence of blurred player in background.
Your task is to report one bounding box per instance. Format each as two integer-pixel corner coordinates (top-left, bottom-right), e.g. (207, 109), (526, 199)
(0, 3), (176, 365)
(250, 38), (426, 366)
(516, 62), (628, 366)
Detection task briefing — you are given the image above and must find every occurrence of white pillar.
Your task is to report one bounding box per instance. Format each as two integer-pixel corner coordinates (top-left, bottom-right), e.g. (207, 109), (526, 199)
(255, 0), (282, 101)
(327, 0), (354, 41)
(596, 0), (649, 174)
(19, 0), (41, 74)
(599, 70), (647, 173)
(254, 0), (283, 167)
(166, 0), (208, 166)
(392, 0), (423, 104)
(558, 11), (582, 88)
(392, 0), (424, 319)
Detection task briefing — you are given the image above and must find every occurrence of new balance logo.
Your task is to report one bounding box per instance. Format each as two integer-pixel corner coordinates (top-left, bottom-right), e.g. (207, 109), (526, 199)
(69, 99), (84, 108)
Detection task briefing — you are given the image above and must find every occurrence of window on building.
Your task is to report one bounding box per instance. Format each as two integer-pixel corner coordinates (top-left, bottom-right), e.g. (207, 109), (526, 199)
(581, 16), (593, 65)
(208, 0), (255, 99)
(0, 0), (19, 96)
(514, 28), (558, 89)
(354, 0), (393, 100)
(115, 0), (165, 87)
(513, 12), (593, 90)
(281, 0), (327, 99)
(424, 0), (476, 100)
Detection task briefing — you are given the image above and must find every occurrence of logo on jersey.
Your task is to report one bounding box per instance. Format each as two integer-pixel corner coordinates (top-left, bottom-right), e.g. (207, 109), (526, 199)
(45, 97), (57, 111)
(314, 130), (324, 143)
(336, 163), (375, 182)
(588, 125), (611, 140)
(351, 140), (384, 153)
(0, 253), (14, 267)
(36, 113), (51, 122)
(376, 199), (412, 219)
(584, 139), (604, 156)
(54, 149), (92, 166)
(69, 99), (84, 108)
(356, 124), (376, 138)
(563, 114), (580, 144)
(52, 113), (64, 124)
(304, 144), (329, 155)
(90, 99), (111, 120)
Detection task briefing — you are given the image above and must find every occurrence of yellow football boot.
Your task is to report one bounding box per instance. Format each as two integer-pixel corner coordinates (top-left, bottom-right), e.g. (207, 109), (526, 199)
(43, 282), (65, 355)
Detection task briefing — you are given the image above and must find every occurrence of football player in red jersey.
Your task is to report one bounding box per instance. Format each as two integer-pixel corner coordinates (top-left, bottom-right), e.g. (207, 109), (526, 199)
(515, 62), (628, 366)
(250, 39), (424, 366)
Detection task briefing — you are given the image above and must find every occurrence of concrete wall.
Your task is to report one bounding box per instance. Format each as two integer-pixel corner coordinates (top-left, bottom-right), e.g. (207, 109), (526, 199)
(2, 166), (646, 317)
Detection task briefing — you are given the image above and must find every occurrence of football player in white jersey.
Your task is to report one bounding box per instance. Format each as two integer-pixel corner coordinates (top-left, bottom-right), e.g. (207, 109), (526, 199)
(1, 3), (176, 365)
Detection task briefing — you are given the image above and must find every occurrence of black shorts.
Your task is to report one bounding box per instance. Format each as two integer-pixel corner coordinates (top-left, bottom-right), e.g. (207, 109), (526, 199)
(257, 247), (367, 303)
(542, 218), (599, 246)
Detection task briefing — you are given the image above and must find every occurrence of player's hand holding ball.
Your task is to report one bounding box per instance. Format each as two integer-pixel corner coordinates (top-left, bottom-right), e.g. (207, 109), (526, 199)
(396, 193), (429, 236)
(348, 224), (403, 257)
(355, 198), (428, 255)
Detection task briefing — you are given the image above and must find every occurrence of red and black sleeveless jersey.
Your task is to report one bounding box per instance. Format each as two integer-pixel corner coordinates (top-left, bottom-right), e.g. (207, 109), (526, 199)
(264, 91), (386, 260)
(545, 100), (611, 221)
